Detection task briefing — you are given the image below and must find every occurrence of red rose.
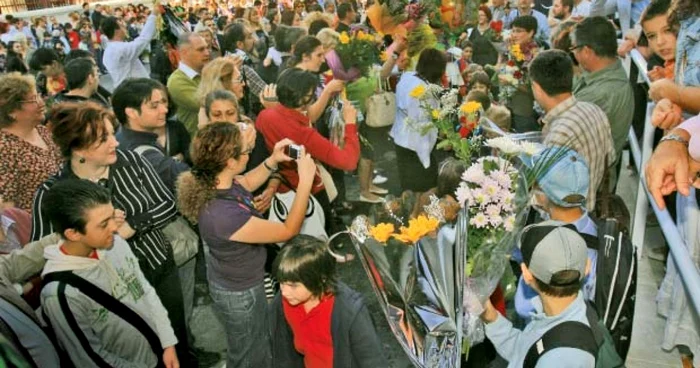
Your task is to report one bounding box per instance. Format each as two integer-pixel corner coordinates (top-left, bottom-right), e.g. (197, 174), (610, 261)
(507, 60), (515, 67)
(514, 70), (523, 79)
(490, 20), (503, 33)
(459, 125), (471, 138)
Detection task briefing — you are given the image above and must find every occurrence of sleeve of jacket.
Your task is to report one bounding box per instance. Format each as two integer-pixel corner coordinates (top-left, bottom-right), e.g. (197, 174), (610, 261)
(30, 182), (53, 242)
(42, 291), (141, 368)
(0, 233), (59, 284)
(120, 14), (157, 61)
(484, 313), (523, 360)
(301, 124), (360, 171)
(167, 74), (201, 112)
(142, 149), (190, 194)
(349, 302), (388, 367)
(119, 238), (178, 348)
(125, 153), (178, 233)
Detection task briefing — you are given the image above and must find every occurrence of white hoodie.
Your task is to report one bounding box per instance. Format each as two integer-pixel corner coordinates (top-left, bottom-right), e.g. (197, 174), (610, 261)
(41, 235), (177, 368)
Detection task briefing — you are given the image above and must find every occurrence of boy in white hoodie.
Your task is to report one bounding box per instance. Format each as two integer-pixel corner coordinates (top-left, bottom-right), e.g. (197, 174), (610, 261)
(39, 179), (180, 368)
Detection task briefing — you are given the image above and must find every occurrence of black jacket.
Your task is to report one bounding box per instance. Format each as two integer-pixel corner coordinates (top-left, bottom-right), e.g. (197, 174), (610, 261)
(269, 282), (388, 368)
(115, 125), (190, 193)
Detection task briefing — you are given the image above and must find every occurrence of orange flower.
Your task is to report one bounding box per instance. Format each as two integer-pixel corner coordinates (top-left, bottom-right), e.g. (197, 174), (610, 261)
(392, 215), (440, 244)
(369, 223), (395, 243)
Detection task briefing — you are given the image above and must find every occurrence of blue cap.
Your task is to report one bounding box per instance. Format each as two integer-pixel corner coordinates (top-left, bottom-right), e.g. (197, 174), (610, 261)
(526, 146), (589, 208)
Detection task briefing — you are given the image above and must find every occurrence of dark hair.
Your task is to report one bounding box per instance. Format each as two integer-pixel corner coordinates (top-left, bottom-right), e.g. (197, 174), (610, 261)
(469, 70), (491, 89)
(266, 8), (279, 23)
(641, 0), (672, 26)
(466, 90), (491, 111)
(478, 5), (493, 21)
(511, 15), (538, 35)
(64, 49), (95, 64)
(461, 40), (474, 50)
(216, 16), (228, 31)
(43, 179), (112, 236)
(337, 3), (354, 20)
(308, 4), (323, 12)
(668, 0), (700, 25)
(281, 10), (296, 26)
(277, 26), (307, 53)
(437, 158), (467, 198)
(277, 68), (319, 108)
(111, 78), (167, 126)
(273, 234), (337, 298)
(559, 0), (574, 12)
(416, 48), (447, 84)
(28, 47), (59, 71)
(572, 16), (617, 59)
(529, 50), (573, 95)
(64, 58), (96, 90)
(309, 19), (329, 36)
(100, 16), (120, 39)
(534, 271), (583, 297)
(204, 89), (239, 118)
(222, 22), (246, 54)
(49, 102), (119, 159)
(291, 36), (322, 66)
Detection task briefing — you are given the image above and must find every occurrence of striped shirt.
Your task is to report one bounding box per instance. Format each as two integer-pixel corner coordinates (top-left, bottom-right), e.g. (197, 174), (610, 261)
(30, 150), (177, 271)
(542, 96), (615, 212)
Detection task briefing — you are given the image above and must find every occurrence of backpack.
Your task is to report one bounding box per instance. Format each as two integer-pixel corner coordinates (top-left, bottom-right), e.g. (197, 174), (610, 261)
(523, 301), (625, 368)
(581, 217), (637, 360)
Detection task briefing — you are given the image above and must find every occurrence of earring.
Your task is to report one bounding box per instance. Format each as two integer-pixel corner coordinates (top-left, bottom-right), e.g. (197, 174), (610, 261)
(78, 157), (86, 164)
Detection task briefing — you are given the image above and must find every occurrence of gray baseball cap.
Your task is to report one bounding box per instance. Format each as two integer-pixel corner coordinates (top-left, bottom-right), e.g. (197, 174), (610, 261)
(519, 221), (588, 285)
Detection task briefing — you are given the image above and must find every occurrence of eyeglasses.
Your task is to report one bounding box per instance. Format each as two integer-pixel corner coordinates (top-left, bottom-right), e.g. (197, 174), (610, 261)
(21, 95), (42, 104)
(569, 44), (586, 52)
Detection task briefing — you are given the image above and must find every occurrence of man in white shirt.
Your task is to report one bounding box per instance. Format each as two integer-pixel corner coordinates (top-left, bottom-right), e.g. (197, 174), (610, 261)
(504, 0), (551, 42)
(101, 8), (160, 89)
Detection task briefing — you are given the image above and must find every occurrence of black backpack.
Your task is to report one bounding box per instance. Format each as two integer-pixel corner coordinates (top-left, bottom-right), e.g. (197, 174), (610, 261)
(581, 217), (637, 360)
(523, 301), (624, 368)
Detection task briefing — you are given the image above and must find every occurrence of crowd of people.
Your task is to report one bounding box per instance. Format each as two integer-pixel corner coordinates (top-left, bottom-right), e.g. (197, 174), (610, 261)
(0, 0), (699, 366)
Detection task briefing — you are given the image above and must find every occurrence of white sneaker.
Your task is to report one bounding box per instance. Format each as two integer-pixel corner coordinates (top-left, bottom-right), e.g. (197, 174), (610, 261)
(372, 174), (388, 185)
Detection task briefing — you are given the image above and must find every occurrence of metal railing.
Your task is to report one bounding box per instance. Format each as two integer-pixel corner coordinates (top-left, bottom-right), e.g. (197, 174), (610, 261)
(626, 48), (700, 314)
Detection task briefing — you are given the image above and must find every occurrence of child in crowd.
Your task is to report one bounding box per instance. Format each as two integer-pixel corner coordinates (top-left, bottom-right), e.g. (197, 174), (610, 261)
(640, 0), (676, 82)
(269, 234), (387, 367)
(458, 40), (473, 74)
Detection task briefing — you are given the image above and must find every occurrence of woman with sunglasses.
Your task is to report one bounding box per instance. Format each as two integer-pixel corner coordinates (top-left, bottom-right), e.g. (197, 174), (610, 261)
(177, 122), (316, 368)
(0, 73), (62, 214)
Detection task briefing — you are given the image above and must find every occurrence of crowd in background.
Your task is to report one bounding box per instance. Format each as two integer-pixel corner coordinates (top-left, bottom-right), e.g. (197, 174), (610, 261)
(0, 0), (698, 366)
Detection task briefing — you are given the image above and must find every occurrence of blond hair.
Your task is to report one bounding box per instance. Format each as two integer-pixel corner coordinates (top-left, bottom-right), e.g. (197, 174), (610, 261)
(197, 57), (237, 105)
(0, 73), (36, 128)
(316, 28), (339, 50)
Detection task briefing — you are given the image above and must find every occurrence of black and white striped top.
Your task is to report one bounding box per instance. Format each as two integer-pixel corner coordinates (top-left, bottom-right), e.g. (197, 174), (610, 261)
(31, 150), (177, 271)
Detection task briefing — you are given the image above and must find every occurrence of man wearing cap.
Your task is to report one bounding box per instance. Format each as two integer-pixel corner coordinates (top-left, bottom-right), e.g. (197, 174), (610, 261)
(530, 49), (615, 212)
(481, 222), (596, 367)
(515, 146), (598, 321)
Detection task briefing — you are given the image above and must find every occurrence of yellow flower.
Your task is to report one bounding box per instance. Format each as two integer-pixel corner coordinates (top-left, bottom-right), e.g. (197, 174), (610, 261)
(379, 50), (388, 62)
(511, 44), (525, 62)
(339, 32), (350, 44)
(392, 215), (440, 244)
(460, 101), (482, 115)
(369, 223), (395, 243)
(409, 85), (426, 99)
(431, 109), (440, 120)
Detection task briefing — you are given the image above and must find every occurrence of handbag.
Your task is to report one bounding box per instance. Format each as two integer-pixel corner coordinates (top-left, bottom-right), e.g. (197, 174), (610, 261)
(365, 76), (396, 128)
(133, 145), (199, 266)
(269, 175), (328, 246)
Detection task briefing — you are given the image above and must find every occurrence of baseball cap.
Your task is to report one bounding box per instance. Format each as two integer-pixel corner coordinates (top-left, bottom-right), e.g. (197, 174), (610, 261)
(523, 146), (589, 208)
(519, 221), (588, 285)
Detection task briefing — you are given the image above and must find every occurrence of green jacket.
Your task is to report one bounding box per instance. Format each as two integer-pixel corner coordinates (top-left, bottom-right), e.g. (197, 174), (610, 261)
(166, 70), (201, 136)
(573, 60), (634, 160)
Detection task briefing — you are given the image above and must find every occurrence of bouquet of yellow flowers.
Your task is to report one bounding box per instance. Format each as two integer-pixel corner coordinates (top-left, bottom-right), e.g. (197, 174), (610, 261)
(335, 31), (381, 77)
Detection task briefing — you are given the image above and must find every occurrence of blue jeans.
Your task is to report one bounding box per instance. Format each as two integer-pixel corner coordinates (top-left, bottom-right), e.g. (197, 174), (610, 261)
(209, 282), (271, 368)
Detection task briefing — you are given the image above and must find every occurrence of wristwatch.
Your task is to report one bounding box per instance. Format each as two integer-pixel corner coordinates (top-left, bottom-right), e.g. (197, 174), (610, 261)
(263, 160), (279, 173)
(659, 133), (689, 147)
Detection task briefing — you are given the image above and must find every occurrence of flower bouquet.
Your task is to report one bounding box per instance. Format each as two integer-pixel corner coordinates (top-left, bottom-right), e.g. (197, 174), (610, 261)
(488, 20), (508, 54)
(347, 194), (467, 368)
(335, 31), (381, 78)
(497, 43), (530, 104)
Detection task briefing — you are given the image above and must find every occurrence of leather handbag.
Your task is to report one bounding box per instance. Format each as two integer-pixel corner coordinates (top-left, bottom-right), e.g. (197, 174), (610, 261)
(365, 77), (396, 128)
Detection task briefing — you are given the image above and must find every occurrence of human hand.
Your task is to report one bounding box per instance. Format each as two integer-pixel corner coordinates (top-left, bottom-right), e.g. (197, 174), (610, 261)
(480, 299), (499, 323)
(648, 66), (665, 82)
(616, 39), (635, 57)
(325, 79), (345, 94)
(296, 150), (317, 184)
(162, 346), (179, 368)
(645, 129), (691, 209)
(263, 57), (272, 67)
(651, 99), (683, 130)
(270, 138), (295, 165)
(236, 122), (256, 150)
(254, 185), (277, 213)
(226, 54), (244, 69)
(259, 84), (278, 108)
(117, 221), (136, 240)
(649, 78), (680, 102)
(341, 100), (357, 125)
(114, 209), (127, 228)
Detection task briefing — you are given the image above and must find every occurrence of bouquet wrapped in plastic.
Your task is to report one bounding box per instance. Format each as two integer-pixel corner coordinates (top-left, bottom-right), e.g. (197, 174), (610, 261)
(347, 196), (466, 368)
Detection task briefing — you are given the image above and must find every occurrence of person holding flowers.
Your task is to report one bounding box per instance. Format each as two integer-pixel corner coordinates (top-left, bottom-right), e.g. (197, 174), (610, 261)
(391, 48), (448, 192)
(467, 6), (499, 67)
(496, 15), (540, 132)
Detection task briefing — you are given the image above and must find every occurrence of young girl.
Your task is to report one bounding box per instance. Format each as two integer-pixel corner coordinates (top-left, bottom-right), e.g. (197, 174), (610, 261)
(269, 234), (387, 368)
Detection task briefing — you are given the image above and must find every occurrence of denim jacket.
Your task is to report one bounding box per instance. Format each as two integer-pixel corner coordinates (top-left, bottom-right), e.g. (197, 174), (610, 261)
(675, 17), (700, 88)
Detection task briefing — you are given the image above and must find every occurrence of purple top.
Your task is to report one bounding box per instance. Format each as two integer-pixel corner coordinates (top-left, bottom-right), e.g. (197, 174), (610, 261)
(325, 49), (361, 82)
(198, 181), (266, 291)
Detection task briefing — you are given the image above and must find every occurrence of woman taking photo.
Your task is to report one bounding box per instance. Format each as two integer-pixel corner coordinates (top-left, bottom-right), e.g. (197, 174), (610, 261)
(0, 73), (62, 213)
(177, 122), (316, 368)
(30, 101), (195, 366)
(391, 48), (447, 192)
(256, 68), (359, 225)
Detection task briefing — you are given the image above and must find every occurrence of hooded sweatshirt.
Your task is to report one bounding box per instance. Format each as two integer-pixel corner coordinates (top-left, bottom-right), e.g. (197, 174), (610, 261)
(40, 235), (177, 368)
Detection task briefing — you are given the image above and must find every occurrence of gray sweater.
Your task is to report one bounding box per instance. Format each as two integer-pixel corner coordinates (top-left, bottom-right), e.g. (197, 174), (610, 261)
(41, 235), (177, 368)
